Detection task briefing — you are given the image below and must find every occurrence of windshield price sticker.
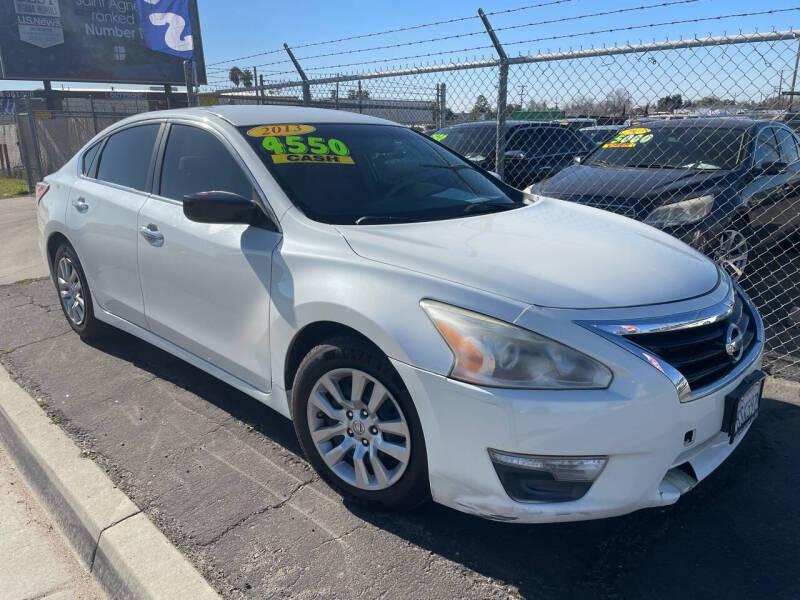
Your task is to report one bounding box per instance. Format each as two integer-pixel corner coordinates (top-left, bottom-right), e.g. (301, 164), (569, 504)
(431, 133), (448, 141)
(247, 124), (316, 137)
(260, 134), (354, 165)
(603, 127), (653, 149)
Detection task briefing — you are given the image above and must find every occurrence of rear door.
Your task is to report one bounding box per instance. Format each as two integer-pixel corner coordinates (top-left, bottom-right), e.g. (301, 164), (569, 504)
(137, 121), (280, 391)
(65, 122), (162, 327)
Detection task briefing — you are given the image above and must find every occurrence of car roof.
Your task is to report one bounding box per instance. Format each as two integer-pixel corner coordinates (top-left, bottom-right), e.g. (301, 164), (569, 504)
(633, 117), (767, 130)
(441, 120), (564, 130)
(125, 104), (399, 127)
(580, 125), (620, 131)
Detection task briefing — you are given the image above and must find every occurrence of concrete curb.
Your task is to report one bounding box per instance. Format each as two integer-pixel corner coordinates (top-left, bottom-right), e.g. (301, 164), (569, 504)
(0, 366), (219, 600)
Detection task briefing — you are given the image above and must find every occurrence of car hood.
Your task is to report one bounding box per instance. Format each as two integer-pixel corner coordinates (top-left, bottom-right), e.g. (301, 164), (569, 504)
(337, 197), (719, 309)
(535, 164), (739, 216)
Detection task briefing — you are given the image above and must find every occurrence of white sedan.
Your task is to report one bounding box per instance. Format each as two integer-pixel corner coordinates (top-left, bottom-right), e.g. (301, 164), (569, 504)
(36, 105), (764, 522)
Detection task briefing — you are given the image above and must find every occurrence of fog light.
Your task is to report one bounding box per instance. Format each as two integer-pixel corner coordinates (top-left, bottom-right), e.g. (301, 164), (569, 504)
(488, 449), (607, 503)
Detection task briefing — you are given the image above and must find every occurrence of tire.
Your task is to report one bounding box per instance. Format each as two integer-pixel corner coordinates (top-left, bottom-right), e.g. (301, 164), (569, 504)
(713, 221), (752, 280)
(292, 336), (430, 511)
(52, 242), (106, 340)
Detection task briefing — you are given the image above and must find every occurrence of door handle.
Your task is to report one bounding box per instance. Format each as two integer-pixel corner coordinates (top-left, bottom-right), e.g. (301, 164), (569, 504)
(71, 197), (88, 213)
(139, 224), (164, 245)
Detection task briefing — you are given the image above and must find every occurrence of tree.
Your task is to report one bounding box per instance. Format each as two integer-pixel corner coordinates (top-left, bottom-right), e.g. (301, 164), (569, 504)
(347, 88), (370, 99)
(656, 94), (682, 112)
(241, 68), (253, 88)
(470, 94), (491, 120)
(603, 88), (632, 117)
(228, 66), (243, 87)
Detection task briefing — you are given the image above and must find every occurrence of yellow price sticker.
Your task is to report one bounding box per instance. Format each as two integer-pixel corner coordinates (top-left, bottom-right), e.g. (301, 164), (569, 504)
(247, 124), (317, 137)
(271, 154), (355, 165)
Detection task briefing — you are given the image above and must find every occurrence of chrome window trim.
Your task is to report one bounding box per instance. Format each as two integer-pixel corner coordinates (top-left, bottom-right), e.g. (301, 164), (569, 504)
(576, 272), (764, 403)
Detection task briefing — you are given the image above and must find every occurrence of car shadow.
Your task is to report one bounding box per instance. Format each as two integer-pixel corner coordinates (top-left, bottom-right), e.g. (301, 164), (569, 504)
(84, 328), (800, 599)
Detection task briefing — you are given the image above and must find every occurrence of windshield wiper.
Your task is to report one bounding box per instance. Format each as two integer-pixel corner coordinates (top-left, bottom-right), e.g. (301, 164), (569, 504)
(355, 215), (418, 225)
(461, 201), (518, 215)
(626, 163), (678, 169)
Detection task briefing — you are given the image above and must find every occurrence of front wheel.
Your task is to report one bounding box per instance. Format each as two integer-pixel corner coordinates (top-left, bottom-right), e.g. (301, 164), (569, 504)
(713, 225), (751, 280)
(292, 336), (429, 510)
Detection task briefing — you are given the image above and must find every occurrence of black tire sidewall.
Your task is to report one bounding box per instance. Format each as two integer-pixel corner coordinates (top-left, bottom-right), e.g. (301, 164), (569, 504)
(52, 243), (97, 338)
(292, 338), (429, 510)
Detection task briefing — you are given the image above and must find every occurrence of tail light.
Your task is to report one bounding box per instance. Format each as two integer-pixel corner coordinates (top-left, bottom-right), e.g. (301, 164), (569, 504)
(35, 182), (50, 206)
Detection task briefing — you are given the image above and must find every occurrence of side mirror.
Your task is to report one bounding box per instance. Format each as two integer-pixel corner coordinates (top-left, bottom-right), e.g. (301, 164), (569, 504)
(754, 160), (788, 176)
(573, 155), (584, 164)
(183, 191), (267, 226)
(503, 150), (526, 160)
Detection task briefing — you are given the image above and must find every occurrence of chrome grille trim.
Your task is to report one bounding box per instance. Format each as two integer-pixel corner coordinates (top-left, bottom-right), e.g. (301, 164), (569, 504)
(577, 275), (763, 403)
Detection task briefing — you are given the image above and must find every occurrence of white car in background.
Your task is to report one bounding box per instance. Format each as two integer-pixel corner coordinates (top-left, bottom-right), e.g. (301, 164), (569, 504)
(36, 105), (764, 522)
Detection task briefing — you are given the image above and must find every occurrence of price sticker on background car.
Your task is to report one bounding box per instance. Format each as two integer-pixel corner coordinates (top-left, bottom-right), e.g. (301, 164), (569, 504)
(248, 124), (355, 165)
(603, 127), (654, 148)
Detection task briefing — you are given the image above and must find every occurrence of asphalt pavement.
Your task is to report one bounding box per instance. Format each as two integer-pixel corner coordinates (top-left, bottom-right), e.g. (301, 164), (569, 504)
(1, 278), (799, 599)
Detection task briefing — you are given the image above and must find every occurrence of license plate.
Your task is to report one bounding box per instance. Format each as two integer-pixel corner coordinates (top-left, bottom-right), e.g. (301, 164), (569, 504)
(721, 371), (764, 444)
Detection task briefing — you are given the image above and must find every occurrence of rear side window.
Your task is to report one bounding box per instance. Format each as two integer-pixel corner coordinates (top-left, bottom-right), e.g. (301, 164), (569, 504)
(774, 128), (799, 163)
(753, 129), (780, 168)
(96, 125), (160, 191)
(81, 142), (100, 176)
(159, 125), (253, 201)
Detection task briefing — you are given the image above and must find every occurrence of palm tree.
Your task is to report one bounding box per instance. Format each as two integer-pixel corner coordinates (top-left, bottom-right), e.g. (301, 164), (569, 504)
(241, 68), (253, 88)
(228, 66), (243, 87)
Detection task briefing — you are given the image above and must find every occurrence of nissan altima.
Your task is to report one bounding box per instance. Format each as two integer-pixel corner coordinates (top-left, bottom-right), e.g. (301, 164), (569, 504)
(37, 105), (764, 522)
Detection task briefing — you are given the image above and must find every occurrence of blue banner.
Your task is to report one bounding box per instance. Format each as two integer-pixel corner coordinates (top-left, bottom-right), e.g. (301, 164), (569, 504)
(137, 0), (194, 60)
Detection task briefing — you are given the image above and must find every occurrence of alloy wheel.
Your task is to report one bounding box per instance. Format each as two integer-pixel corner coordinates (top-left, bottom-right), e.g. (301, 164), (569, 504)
(56, 257), (85, 326)
(307, 368), (411, 491)
(714, 228), (749, 280)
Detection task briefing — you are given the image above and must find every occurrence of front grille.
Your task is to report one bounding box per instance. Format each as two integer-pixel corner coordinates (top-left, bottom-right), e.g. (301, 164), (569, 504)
(623, 292), (758, 390)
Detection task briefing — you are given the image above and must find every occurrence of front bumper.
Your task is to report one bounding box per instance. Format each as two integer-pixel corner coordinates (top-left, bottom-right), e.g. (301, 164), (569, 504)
(392, 315), (763, 523)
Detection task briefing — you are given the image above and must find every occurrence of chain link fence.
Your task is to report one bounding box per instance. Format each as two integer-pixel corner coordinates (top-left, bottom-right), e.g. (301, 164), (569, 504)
(7, 25), (800, 382)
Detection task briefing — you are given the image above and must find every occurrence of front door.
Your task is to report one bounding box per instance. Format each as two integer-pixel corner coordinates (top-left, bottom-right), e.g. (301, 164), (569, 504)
(137, 123), (280, 391)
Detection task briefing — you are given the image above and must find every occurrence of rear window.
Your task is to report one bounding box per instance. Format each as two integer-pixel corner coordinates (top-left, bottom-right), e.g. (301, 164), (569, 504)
(82, 142), (100, 176)
(96, 124), (160, 191)
(431, 125), (497, 161)
(239, 123), (522, 224)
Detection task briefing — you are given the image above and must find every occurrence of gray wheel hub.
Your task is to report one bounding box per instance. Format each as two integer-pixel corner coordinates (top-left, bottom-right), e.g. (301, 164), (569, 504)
(307, 368), (411, 491)
(56, 257), (85, 326)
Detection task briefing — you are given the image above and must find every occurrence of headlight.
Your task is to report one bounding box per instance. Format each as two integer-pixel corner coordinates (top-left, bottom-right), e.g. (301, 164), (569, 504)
(644, 195), (714, 227)
(420, 300), (612, 389)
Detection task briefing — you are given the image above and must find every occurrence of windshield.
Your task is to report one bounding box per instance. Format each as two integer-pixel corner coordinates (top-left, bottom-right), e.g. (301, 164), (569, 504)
(584, 125), (747, 170)
(431, 125), (497, 161)
(580, 127), (620, 147)
(240, 123), (522, 224)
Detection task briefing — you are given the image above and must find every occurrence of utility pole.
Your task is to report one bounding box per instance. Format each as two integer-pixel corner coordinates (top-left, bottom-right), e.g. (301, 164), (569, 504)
(789, 40), (800, 112)
(518, 85), (525, 109)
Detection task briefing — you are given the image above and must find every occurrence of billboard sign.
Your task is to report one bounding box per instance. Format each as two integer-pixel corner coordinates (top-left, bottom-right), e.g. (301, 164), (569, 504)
(0, 0), (206, 84)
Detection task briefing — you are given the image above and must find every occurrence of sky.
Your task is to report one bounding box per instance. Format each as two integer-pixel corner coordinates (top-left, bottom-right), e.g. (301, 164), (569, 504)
(2, 0), (800, 105)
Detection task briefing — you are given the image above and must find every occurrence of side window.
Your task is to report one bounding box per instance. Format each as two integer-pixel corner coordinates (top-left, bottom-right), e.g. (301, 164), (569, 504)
(96, 125), (160, 191)
(506, 128), (548, 156)
(753, 129), (780, 168)
(774, 128), (799, 163)
(81, 142), (100, 176)
(159, 124), (253, 201)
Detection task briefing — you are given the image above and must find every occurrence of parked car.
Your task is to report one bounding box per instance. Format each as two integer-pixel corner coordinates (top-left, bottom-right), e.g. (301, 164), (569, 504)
(431, 120), (594, 189)
(529, 118), (800, 278)
(580, 125), (622, 147)
(38, 106), (764, 523)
